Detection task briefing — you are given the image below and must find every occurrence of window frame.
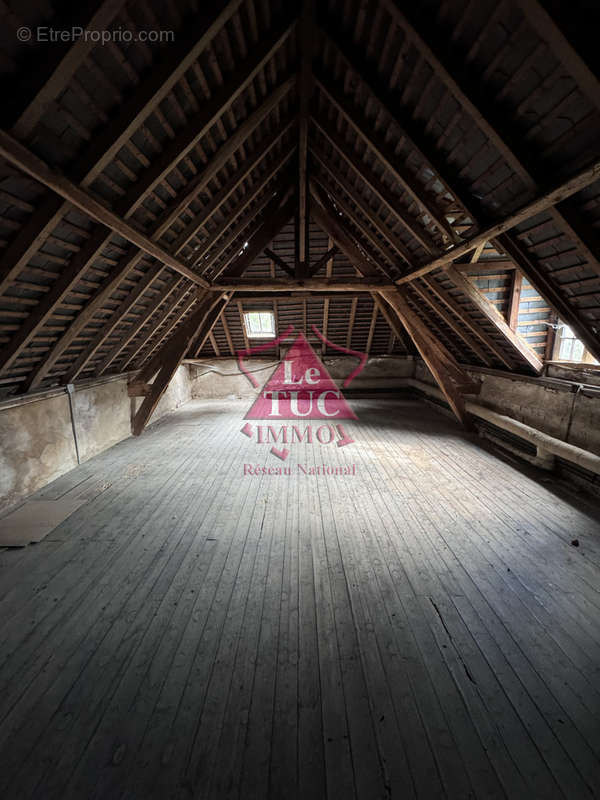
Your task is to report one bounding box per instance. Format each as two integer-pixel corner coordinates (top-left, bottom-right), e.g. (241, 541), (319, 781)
(243, 309), (277, 340)
(552, 321), (599, 366)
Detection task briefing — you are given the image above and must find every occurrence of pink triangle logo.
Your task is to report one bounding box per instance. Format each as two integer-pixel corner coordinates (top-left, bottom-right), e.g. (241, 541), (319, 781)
(244, 332), (357, 420)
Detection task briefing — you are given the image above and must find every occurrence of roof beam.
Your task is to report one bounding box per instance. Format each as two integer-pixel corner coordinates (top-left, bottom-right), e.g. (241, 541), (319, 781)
(308, 181), (483, 421)
(410, 282), (494, 367)
(378, 289), (476, 424)
(310, 181), (392, 279)
(420, 276), (515, 369)
(136, 291), (200, 374)
(370, 294), (410, 351)
(149, 77), (295, 239)
(445, 265), (543, 372)
(131, 292), (230, 435)
(0, 226), (112, 375)
(0, 0), (245, 294)
(10, 0), (127, 140)
(311, 148), (412, 267)
(217, 194), (296, 280)
(63, 263), (166, 383)
(310, 169), (404, 270)
(120, 284), (192, 372)
(309, 246), (338, 278)
(507, 271), (523, 332)
(190, 168), (293, 272)
(297, 0), (315, 277)
(22, 247), (148, 391)
(515, 0), (600, 112)
(313, 115), (439, 255)
(213, 280), (395, 292)
(203, 187), (293, 281)
(383, 0), (600, 277)
(0, 136), (292, 381)
(96, 277), (182, 377)
(395, 158), (600, 282)
(74, 0), (246, 185)
(0, 130), (208, 287)
(117, 21), (297, 218)
(265, 248), (295, 278)
(318, 20), (477, 220)
(498, 232), (600, 363)
(168, 120), (295, 255)
(315, 73), (458, 243)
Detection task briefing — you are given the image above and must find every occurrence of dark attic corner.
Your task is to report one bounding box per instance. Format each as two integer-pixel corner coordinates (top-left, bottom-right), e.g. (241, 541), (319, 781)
(0, 1), (600, 798)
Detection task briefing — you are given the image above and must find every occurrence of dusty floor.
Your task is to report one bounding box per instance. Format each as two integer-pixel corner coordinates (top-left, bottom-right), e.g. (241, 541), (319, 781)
(0, 397), (599, 799)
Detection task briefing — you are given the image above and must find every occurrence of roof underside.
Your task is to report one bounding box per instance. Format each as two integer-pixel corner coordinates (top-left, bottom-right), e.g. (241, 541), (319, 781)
(0, 0), (599, 397)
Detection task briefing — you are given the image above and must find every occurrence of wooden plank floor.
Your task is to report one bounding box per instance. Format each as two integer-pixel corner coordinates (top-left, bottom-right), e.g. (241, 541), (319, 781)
(1, 396), (599, 800)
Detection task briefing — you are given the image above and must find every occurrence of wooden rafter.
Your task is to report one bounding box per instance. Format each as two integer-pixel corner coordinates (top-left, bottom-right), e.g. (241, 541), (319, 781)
(297, 0), (315, 278)
(315, 73), (458, 243)
(309, 180), (477, 421)
(96, 277), (182, 376)
(379, 289), (477, 424)
(311, 149), (412, 266)
(120, 284), (192, 372)
(217, 193), (296, 280)
(515, 0), (600, 112)
(507, 271), (524, 332)
(445, 265), (543, 372)
(420, 276), (514, 369)
(498, 232), (600, 363)
(313, 116), (439, 255)
(383, 0), (600, 279)
(22, 247), (147, 391)
(395, 158), (600, 283)
(366, 304), (378, 354)
(264, 248), (295, 278)
(411, 282), (494, 367)
(213, 280), (395, 292)
(147, 77), (296, 239)
(318, 21), (477, 220)
(63, 263), (165, 383)
(309, 182), (390, 279)
(0, 131), (208, 288)
(10, 0), (128, 140)
(135, 291), (199, 373)
(310, 170), (405, 270)
(169, 120), (296, 255)
(0, 225), (112, 374)
(131, 292), (231, 435)
(370, 293), (410, 352)
(0, 0), (246, 295)
(309, 246), (338, 278)
(117, 22), (296, 219)
(192, 172), (293, 275)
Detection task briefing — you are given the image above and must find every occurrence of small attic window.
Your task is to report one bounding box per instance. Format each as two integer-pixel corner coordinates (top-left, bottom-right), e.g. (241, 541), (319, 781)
(244, 310), (276, 339)
(553, 322), (598, 365)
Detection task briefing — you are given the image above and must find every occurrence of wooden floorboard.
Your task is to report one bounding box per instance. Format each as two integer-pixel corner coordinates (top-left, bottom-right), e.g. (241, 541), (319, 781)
(0, 397), (599, 799)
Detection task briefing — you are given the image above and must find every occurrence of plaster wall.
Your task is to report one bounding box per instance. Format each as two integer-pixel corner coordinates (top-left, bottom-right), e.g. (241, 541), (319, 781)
(0, 366), (192, 513)
(189, 355), (416, 399)
(415, 360), (600, 455)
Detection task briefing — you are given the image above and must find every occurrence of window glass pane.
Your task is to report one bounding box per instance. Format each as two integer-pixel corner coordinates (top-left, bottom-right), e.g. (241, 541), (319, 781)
(244, 311), (275, 339)
(572, 339), (585, 362)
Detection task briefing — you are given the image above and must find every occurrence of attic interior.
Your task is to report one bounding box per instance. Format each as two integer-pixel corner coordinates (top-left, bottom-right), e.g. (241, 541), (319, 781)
(1, 0), (600, 797)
